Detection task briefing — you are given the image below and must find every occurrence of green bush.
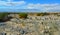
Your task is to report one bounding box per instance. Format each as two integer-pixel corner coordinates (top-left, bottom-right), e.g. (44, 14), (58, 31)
(19, 13), (28, 18)
(0, 13), (9, 19)
(37, 13), (49, 16)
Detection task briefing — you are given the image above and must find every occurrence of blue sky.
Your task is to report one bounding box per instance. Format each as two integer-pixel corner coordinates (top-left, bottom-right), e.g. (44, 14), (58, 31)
(0, 0), (60, 12)
(12, 0), (60, 4)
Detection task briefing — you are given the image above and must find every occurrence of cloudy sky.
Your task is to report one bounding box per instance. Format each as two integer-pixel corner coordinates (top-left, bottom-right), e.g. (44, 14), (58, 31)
(0, 0), (60, 12)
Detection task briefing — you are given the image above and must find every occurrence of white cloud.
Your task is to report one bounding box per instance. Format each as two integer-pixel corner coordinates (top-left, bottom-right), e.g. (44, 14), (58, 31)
(0, 0), (26, 6)
(0, 0), (60, 12)
(26, 3), (40, 9)
(25, 3), (60, 12)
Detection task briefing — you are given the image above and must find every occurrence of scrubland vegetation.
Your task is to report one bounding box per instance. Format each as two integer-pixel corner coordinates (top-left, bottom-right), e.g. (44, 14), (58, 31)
(0, 12), (59, 22)
(0, 12), (60, 35)
(18, 13), (28, 18)
(0, 13), (9, 19)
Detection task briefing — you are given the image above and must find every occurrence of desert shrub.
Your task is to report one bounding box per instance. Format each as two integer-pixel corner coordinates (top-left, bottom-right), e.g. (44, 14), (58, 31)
(0, 13), (9, 19)
(18, 13), (28, 18)
(37, 13), (49, 16)
(38, 13), (44, 16)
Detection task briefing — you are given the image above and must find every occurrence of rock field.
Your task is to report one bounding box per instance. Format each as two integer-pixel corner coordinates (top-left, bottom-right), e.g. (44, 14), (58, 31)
(0, 14), (60, 35)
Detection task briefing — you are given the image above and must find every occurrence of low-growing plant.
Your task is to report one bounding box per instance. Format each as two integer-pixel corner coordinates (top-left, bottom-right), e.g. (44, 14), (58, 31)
(37, 13), (49, 16)
(0, 13), (9, 21)
(18, 13), (28, 18)
(0, 13), (9, 19)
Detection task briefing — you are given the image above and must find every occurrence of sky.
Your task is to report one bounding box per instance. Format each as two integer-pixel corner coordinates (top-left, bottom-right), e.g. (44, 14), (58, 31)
(0, 0), (60, 12)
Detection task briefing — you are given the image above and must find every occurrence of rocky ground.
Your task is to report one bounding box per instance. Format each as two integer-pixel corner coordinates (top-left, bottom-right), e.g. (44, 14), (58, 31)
(0, 14), (60, 35)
